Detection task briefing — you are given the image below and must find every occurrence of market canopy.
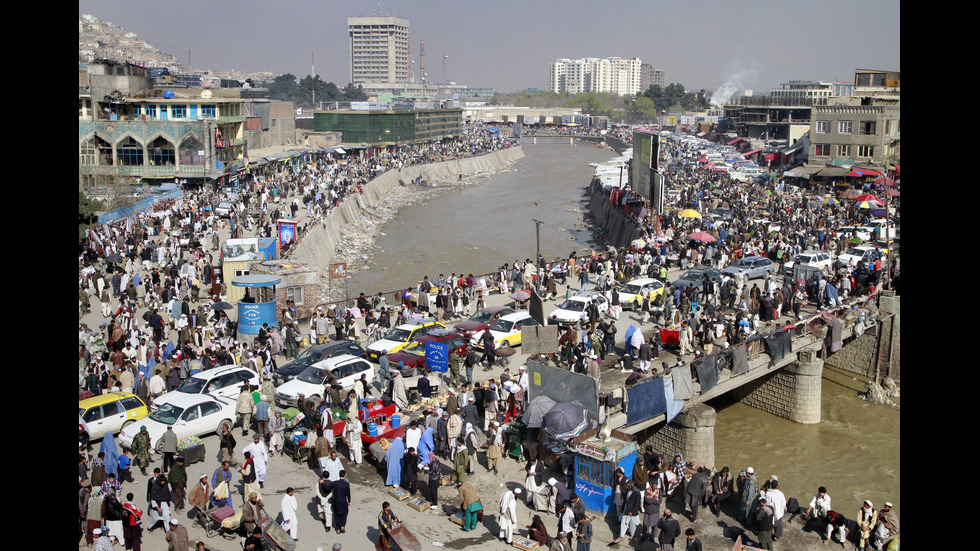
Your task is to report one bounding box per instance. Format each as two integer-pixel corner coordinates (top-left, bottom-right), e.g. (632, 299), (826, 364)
(727, 137), (744, 145)
(522, 395), (557, 428)
(743, 149), (761, 156)
(844, 168), (882, 178)
(678, 209), (701, 218)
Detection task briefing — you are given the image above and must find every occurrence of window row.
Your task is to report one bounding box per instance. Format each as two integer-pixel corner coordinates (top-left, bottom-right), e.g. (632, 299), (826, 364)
(815, 120), (877, 135)
(813, 144), (875, 157)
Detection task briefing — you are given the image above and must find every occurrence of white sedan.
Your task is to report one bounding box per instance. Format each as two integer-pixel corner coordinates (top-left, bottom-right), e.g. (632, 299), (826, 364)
(547, 291), (608, 327)
(118, 392), (237, 454)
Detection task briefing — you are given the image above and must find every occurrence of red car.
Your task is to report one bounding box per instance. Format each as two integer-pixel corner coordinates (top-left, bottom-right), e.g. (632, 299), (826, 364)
(387, 329), (470, 370)
(453, 306), (517, 340)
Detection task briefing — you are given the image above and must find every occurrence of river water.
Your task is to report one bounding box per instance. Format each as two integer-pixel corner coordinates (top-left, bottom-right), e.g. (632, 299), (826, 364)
(348, 137), (900, 514)
(347, 137), (617, 295)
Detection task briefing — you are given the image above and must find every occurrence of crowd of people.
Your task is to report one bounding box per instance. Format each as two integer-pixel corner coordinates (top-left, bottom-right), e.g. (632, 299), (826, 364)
(78, 124), (898, 550)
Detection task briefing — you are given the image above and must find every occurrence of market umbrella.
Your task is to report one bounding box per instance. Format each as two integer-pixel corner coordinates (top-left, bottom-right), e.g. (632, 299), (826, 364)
(687, 231), (716, 243)
(853, 194), (882, 204)
(839, 189), (861, 200)
(105, 253), (124, 264)
(821, 196), (840, 206)
(855, 200), (877, 209)
(211, 301), (234, 311)
(884, 188), (900, 197)
(509, 290), (531, 302)
(543, 401), (589, 439)
(678, 209), (701, 218)
(522, 395), (557, 428)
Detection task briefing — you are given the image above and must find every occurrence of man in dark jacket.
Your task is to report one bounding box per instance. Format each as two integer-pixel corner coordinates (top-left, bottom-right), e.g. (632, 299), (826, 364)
(684, 528), (703, 551)
(657, 509), (682, 551)
(324, 470), (352, 533)
(685, 466), (709, 522)
(613, 481), (642, 543)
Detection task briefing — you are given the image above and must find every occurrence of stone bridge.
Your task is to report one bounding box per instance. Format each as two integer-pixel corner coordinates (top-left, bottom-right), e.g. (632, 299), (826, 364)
(597, 292), (900, 467)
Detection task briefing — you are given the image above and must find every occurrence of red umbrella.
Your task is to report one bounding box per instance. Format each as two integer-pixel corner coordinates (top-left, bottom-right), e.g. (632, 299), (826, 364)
(853, 193), (882, 204)
(884, 188), (900, 197)
(839, 189), (861, 200)
(688, 231), (717, 243)
(873, 175), (895, 187)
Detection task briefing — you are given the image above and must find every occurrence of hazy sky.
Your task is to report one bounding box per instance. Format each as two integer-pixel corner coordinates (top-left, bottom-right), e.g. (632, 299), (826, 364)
(79, 0), (899, 95)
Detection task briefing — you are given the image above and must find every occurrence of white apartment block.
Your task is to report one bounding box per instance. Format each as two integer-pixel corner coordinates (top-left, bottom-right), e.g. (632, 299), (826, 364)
(550, 57), (642, 96)
(348, 16), (410, 85)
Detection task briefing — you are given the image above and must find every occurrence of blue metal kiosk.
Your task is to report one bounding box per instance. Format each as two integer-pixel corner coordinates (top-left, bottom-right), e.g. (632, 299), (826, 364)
(232, 274), (282, 335)
(570, 428), (638, 515)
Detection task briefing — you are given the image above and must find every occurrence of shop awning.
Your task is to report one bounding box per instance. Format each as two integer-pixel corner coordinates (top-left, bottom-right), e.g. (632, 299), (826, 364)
(816, 166), (849, 177)
(844, 168), (882, 177)
(727, 137), (744, 145)
(334, 147), (346, 154)
(743, 149), (761, 156)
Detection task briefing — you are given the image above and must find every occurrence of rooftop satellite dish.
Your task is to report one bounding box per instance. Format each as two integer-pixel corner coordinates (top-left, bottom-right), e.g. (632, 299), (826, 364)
(201, 89), (213, 99)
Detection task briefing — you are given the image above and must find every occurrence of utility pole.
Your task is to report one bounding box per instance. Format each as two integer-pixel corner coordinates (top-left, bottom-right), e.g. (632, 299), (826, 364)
(532, 218), (544, 296)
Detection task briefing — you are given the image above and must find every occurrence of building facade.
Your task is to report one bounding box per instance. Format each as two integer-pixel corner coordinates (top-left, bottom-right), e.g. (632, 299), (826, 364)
(807, 69), (900, 166)
(769, 81), (833, 104)
(348, 16), (410, 85)
(550, 57), (643, 96)
(313, 108), (462, 146)
(79, 59), (247, 185)
(639, 63), (666, 92)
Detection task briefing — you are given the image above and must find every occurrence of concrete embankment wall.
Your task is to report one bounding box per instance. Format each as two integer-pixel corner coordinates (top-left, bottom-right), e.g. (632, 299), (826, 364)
(289, 146), (526, 272)
(588, 185), (645, 249)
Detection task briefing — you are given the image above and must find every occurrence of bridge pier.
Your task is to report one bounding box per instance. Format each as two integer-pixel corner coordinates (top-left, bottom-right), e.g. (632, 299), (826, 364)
(636, 402), (717, 469)
(731, 353), (824, 424)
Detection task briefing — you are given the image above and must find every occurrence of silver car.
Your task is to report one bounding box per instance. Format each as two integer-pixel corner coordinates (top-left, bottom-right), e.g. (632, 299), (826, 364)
(722, 256), (775, 280)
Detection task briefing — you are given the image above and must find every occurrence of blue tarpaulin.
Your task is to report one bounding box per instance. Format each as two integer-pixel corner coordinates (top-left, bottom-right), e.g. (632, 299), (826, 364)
(663, 374), (685, 423)
(626, 377), (667, 425)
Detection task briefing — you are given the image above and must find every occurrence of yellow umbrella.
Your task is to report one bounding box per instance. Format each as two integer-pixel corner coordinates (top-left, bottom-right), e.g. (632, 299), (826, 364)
(678, 209), (701, 218)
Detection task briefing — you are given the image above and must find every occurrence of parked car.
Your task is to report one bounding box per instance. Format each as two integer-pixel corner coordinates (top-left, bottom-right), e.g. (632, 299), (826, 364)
(366, 318), (445, 361)
(837, 246), (880, 267)
(453, 306), (516, 340)
(722, 256), (776, 280)
(79, 392), (149, 441)
(469, 311), (539, 350)
(274, 354), (376, 409)
(782, 251), (832, 272)
(274, 340), (366, 385)
(387, 329), (470, 371)
(671, 267), (723, 290)
(214, 201), (234, 218)
(547, 291), (608, 328)
(118, 393), (237, 453)
(152, 365), (258, 411)
(617, 278), (666, 311)
(835, 226), (873, 242)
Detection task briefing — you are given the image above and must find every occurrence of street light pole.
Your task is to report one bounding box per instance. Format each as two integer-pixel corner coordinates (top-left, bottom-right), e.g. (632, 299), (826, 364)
(532, 218), (544, 296)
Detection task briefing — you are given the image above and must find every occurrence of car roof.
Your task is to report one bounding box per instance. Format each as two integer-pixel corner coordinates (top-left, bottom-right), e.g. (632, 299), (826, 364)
(311, 353), (368, 369)
(499, 311), (532, 321)
(625, 278), (660, 286)
(153, 392), (232, 408)
(80, 391), (140, 408)
(481, 305), (513, 314)
(188, 365), (249, 380)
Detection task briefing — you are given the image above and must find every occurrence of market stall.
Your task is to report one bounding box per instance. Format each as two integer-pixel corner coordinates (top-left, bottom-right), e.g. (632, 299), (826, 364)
(569, 428), (638, 515)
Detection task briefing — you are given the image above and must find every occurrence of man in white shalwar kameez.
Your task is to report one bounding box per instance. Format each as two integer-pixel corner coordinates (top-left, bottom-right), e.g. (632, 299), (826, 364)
(243, 435), (269, 485)
(345, 416), (364, 466)
(498, 487), (521, 544)
(280, 487), (299, 539)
